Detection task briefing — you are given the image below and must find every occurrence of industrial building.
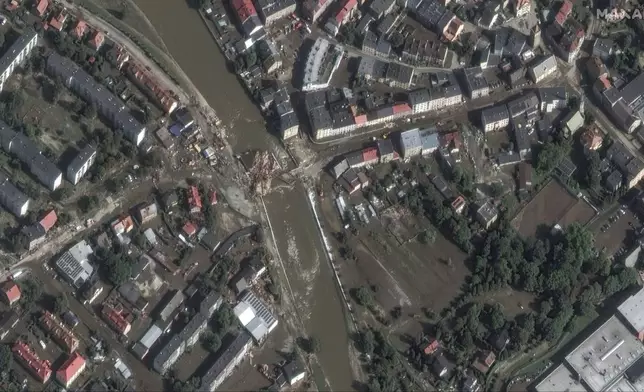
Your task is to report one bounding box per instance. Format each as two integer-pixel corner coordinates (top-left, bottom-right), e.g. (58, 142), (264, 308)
(55, 240), (94, 289)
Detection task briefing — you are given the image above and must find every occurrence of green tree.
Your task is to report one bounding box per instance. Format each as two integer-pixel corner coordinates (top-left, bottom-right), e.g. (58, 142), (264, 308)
(53, 295), (68, 314)
(0, 344), (12, 371)
(77, 195), (99, 213)
(418, 228), (436, 244)
(213, 303), (235, 333)
(201, 331), (221, 352)
(354, 286), (375, 308)
(357, 329), (375, 355)
(300, 336), (321, 354)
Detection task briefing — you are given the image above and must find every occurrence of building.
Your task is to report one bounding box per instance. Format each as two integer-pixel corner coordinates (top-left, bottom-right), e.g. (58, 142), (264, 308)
(46, 53), (146, 146)
(481, 105), (510, 132)
(34, 0), (48, 16)
(420, 128), (440, 155)
(324, 0), (357, 36)
(157, 290), (185, 322)
(555, 0), (572, 25)
(0, 311), (18, 340)
(188, 185), (202, 213)
(0, 173), (29, 217)
(562, 110), (584, 136)
(81, 281), (103, 305)
(302, 0), (334, 22)
(201, 332), (253, 391)
(0, 281), (20, 306)
(66, 145), (96, 185)
(0, 29), (38, 91)
(513, 0), (531, 17)
(439, 13), (464, 42)
(386, 63), (415, 89)
(255, 0), (296, 24)
(40, 311), (79, 353)
(21, 224), (45, 250)
(580, 127), (603, 150)
(231, 0), (263, 36)
(535, 364), (585, 392)
(234, 291), (278, 342)
(528, 55), (557, 83)
(368, 0), (396, 18)
(462, 67), (489, 99)
(111, 215), (134, 236)
(72, 20), (87, 39)
(408, 89), (432, 113)
(55, 240), (94, 289)
(538, 87), (567, 113)
(618, 288), (644, 340)
(13, 341), (51, 383)
(118, 282), (150, 312)
(566, 316), (644, 392)
(283, 359), (307, 385)
(125, 62), (178, 114)
(181, 313), (208, 348)
(399, 129), (422, 158)
(101, 304), (132, 336)
(432, 353), (454, 378)
(377, 139), (396, 162)
(137, 202), (158, 224)
(0, 124), (63, 191)
(152, 334), (185, 374)
(89, 30), (105, 50)
(593, 38), (613, 61)
(475, 200), (498, 229)
(302, 38), (343, 91)
(37, 210), (56, 233)
(56, 352), (86, 388)
(200, 291), (223, 318)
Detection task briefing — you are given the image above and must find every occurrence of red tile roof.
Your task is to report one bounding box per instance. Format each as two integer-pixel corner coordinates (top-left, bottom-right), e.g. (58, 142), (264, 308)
(39, 210), (57, 232)
(231, 0), (257, 22)
(13, 341), (52, 383)
(35, 0), (48, 16)
(127, 62), (179, 114)
(392, 103), (412, 114)
(73, 20), (87, 39)
(354, 114), (367, 125)
(89, 30), (104, 49)
(40, 311), (79, 353)
(423, 339), (439, 355)
(555, 0), (573, 25)
(1, 281), (20, 304)
(188, 186), (202, 211)
(49, 12), (66, 31)
(101, 305), (131, 335)
(183, 221), (197, 237)
(362, 147), (378, 162)
(56, 352), (86, 387)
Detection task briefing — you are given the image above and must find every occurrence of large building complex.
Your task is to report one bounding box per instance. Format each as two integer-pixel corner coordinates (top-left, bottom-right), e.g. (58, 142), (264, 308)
(0, 122), (62, 191)
(201, 332), (253, 391)
(0, 29), (38, 91)
(302, 38), (343, 92)
(45, 53), (146, 146)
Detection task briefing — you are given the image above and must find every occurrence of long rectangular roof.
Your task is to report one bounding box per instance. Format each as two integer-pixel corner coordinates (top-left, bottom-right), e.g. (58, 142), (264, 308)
(0, 29), (37, 78)
(619, 288), (644, 334)
(138, 324), (163, 349)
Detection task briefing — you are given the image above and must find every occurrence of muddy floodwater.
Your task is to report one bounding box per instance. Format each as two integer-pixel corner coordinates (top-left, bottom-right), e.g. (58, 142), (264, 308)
(132, 1), (355, 390)
(134, 0), (273, 153)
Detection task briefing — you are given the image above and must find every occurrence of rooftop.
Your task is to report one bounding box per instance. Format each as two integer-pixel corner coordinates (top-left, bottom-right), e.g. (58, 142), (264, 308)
(535, 364), (586, 392)
(565, 316), (644, 392)
(619, 288), (644, 333)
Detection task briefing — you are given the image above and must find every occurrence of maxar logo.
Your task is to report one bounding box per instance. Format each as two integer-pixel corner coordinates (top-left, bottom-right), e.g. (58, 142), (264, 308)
(596, 8), (644, 20)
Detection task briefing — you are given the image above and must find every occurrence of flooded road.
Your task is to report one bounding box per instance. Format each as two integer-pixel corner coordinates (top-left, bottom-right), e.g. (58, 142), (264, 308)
(264, 185), (354, 391)
(133, 0), (272, 153)
(131, 1), (355, 390)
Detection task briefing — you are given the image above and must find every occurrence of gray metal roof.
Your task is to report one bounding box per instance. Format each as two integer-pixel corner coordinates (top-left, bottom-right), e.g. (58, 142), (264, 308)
(529, 55), (557, 81)
(152, 334), (185, 373)
(481, 105), (509, 125)
(0, 173), (28, 217)
(66, 144), (96, 182)
(201, 332), (253, 391)
(0, 29), (37, 78)
(200, 291), (223, 318)
(400, 129), (422, 151)
(157, 290), (185, 322)
(138, 324), (163, 349)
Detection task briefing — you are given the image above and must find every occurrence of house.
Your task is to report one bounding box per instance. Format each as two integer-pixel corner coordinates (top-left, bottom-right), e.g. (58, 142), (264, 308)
(422, 338), (440, 355)
(481, 105), (510, 132)
(56, 352), (86, 388)
(513, 0), (531, 17)
(152, 335), (185, 374)
(199, 291), (223, 318)
(231, 258), (267, 294)
(489, 329), (510, 352)
(137, 202), (158, 224)
(377, 139), (396, 162)
(188, 186), (202, 213)
(463, 373), (481, 392)
(0, 311), (18, 339)
(517, 163), (533, 194)
(88, 30), (105, 50)
(605, 170), (623, 192)
(556, 156), (577, 179)
(118, 283), (150, 312)
(49, 11), (67, 31)
(39, 311), (80, 353)
(157, 290), (185, 322)
(475, 200), (498, 229)
(55, 240), (94, 289)
(473, 350), (496, 373)
(38, 209), (57, 232)
(183, 221), (197, 237)
(67, 145), (97, 185)
(580, 127), (603, 150)
(162, 191), (179, 210)
(330, 159), (349, 179)
(21, 223), (45, 250)
(111, 215), (135, 236)
(451, 196), (467, 214)
(283, 359), (307, 385)
(208, 190), (218, 206)
(13, 341), (52, 383)
(399, 129), (422, 159)
(538, 87), (567, 113)
(0, 281), (20, 306)
(72, 20), (88, 39)
(528, 55), (557, 83)
(35, 0), (48, 16)
(420, 129), (440, 155)
(586, 56), (608, 80)
(101, 304), (132, 335)
(561, 110), (584, 137)
(431, 353), (454, 379)
(439, 131), (462, 153)
(462, 67), (489, 99)
(593, 38), (613, 61)
(131, 324), (163, 359)
(234, 291), (279, 342)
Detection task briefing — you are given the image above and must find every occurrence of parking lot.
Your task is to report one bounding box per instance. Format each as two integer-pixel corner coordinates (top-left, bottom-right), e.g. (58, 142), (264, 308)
(594, 206), (642, 257)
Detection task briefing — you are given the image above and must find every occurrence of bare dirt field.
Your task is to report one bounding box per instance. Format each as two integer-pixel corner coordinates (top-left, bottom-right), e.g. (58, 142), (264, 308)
(512, 180), (596, 237)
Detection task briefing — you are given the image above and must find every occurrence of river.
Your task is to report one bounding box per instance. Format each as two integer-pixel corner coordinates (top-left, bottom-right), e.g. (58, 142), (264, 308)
(133, 0), (272, 153)
(131, 1), (356, 390)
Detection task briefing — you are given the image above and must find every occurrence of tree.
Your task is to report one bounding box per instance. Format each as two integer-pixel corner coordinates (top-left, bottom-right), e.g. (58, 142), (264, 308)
(96, 247), (133, 286)
(53, 295), (68, 314)
(357, 329), (375, 355)
(418, 228), (436, 244)
(18, 278), (43, 307)
(201, 331), (221, 352)
(142, 150), (164, 167)
(243, 50), (257, 69)
(84, 103), (97, 120)
(354, 286), (375, 308)
(491, 182), (504, 197)
(77, 195), (99, 213)
(300, 336), (321, 354)
(0, 345), (11, 371)
(52, 187), (72, 202)
(213, 303), (235, 333)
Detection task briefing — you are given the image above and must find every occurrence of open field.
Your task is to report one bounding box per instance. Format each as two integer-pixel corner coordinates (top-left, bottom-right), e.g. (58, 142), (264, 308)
(512, 180), (596, 237)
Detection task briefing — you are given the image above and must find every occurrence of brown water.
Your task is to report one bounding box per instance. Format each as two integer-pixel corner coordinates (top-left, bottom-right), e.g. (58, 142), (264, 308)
(134, 0), (271, 153)
(132, 1), (355, 390)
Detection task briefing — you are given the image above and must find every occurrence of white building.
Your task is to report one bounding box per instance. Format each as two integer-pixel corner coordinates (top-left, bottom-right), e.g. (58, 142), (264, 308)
(481, 105), (510, 132)
(0, 29), (38, 91)
(528, 55), (558, 83)
(234, 291), (278, 342)
(55, 240), (94, 289)
(302, 38), (343, 91)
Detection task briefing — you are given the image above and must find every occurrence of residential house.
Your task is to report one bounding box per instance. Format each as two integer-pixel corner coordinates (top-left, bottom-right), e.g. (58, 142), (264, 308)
(38, 209), (57, 232)
(528, 55), (557, 83)
(451, 195), (466, 214)
(462, 67), (489, 99)
(422, 338), (440, 355)
(72, 20), (88, 39)
(517, 163), (533, 195)
(200, 332), (253, 391)
(580, 127), (603, 150)
(561, 110), (584, 137)
(538, 87), (567, 113)
(481, 104), (510, 132)
(330, 159), (349, 179)
(188, 186), (202, 213)
(48, 10), (67, 31)
(377, 139), (396, 162)
(593, 38), (613, 61)
(157, 290), (185, 322)
(40, 311), (79, 353)
(0, 174), (29, 217)
(0, 281), (20, 306)
(605, 170), (623, 192)
(34, 0), (48, 16)
(137, 202), (158, 224)
(473, 350), (496, 373)
(101, 304), (132, 336)
(56, 352), (86, 388)
(420, 129), (440, 155)
(431, 353), (454, 379)
(475, 200), (498, 229)
(283, 359), (307, 386)
(111, 215), (135, 236)
(489, 330), (510, 352)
